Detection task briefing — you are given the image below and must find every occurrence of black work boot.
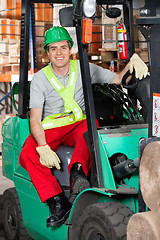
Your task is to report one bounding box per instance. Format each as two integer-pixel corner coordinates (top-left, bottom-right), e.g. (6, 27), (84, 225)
(69, 163), (91, 203)
(46, 192), (71, 227)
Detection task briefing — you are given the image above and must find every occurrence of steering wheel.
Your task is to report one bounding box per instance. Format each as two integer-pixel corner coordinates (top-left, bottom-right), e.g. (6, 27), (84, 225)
(122, 70), (138, 90)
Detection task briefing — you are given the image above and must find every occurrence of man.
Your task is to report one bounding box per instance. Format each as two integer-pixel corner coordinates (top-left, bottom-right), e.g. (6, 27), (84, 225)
(19, 26), (148, 228)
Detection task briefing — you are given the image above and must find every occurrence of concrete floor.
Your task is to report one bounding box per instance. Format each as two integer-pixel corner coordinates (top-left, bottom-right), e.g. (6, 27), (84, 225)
(0, 159), (14, 240)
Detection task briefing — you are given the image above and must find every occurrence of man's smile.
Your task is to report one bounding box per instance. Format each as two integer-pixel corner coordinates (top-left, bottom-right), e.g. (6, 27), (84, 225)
(56, 57), (64, 60)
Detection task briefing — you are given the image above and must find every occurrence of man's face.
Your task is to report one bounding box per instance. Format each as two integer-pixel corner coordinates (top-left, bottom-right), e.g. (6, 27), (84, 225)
(47, 40), (72, 70)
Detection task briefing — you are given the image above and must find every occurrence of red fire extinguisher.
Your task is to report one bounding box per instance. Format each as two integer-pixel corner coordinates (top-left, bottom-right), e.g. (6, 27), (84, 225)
(117, 21), (128, 60)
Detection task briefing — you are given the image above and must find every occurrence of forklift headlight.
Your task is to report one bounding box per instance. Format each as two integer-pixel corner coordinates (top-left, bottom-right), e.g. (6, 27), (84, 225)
(82, 0), (96, 18)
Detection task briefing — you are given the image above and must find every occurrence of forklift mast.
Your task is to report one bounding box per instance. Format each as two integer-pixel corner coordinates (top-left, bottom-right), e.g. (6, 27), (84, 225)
(18, 0), (138, 188)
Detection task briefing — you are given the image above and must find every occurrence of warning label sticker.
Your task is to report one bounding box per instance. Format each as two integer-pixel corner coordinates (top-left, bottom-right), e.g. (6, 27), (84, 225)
(153, 93), (160, 136)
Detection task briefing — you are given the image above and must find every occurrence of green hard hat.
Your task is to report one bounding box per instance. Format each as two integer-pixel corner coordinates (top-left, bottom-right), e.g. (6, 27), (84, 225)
(43, 26), (74, 51)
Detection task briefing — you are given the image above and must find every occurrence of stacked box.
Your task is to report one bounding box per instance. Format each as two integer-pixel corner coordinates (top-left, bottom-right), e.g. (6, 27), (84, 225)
(9, 56), (19, 63)
(15, 1), (21, 20)
(35, 22), (46, 37)
(0, 1), (53, 21)
(0, 18), (20, 40)
(6, 0), (13, 19)
(35, 21), (52, 38)
(35, 3), (53, 22)
(35, 3), (44, 22)
(0, 64), (19, 73)
(8, 40), (20, 63)
(0, 39), (9, 55)
(0, 0), (21, 19)
(0, 1), (6, 18)
(0, 19), (10, 39)
(44, 4), (53, 22)
(0, 56), (9, 64)
(10, 19), (20, 40)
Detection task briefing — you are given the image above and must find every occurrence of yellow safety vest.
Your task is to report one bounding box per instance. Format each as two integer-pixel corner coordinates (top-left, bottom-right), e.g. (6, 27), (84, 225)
(41, 60), (86, 130)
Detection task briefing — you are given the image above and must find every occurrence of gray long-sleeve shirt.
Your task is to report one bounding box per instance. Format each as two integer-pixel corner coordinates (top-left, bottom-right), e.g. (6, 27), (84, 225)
(29, 60), (116, 120)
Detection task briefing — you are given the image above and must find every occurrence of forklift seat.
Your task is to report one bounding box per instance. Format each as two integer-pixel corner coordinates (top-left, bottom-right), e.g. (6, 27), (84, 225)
(12, 81), (30, 112)
(52, 145), (74, 198)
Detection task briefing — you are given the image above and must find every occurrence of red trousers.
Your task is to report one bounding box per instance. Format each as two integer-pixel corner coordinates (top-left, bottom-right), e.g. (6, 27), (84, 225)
(19, 119), (95, 203)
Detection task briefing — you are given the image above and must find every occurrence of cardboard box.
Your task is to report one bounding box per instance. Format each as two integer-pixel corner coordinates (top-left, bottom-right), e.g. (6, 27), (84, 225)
(44, 4), (53, 22)
(9, 56), (19, 63)
(15, 1), (21, 20)
(10, 20), (20, 40)
(35, 3), (53, 22)
(0, 19), (10, 39)
(35, 22), (46, 37)
(0, 18), (21, 40)
(9, 41), (20, 56)
(0, 56), (9, 64)
(0, 0), (21, 20)
(0, 39), (9, 53)
(0, 65), (12, 73)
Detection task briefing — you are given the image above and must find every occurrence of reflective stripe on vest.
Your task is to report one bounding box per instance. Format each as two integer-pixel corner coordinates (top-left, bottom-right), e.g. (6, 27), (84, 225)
(41, 60), (86, 130)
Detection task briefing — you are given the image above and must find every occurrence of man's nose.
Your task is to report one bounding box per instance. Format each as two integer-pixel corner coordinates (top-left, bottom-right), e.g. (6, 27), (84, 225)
(57, 48), (62, 55)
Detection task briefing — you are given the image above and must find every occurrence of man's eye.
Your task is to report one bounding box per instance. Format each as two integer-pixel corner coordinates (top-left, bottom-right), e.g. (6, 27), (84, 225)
(50, 47), (56, 51)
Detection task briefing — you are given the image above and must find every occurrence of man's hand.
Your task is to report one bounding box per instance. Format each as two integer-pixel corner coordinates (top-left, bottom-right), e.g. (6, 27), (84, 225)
(36, 144), (61, 169)
(130, 53), (148, 80)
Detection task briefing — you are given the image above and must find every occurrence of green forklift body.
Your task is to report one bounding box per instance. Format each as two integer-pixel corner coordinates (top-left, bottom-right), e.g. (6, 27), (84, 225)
(2, 116), (148, 239)
(2, 116), (30, 181)
(98, 124), (148, 190)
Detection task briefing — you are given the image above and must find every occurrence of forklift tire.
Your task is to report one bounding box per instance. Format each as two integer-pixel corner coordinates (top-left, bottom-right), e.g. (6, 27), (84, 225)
(77, 202), (133, 240)
(3, 187), (32, 240)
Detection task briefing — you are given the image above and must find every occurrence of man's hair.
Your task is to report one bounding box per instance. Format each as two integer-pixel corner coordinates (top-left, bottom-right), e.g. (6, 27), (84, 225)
(47, 40), (72, 52)
(67, 41), (72, 49)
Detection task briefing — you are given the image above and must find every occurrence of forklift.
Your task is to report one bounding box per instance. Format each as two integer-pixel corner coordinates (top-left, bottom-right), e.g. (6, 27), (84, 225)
(1, 0), (155, 239)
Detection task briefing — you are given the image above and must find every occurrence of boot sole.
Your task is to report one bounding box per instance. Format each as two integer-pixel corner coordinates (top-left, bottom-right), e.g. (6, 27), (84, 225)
(47, 210), (70, 228)
(70, 176), (91, 203)
(72, 177), (91, 194)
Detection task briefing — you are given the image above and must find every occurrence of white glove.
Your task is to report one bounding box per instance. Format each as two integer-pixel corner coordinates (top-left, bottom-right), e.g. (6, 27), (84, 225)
(36, 144), (61, 169)
(130, 53), (148, 80)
